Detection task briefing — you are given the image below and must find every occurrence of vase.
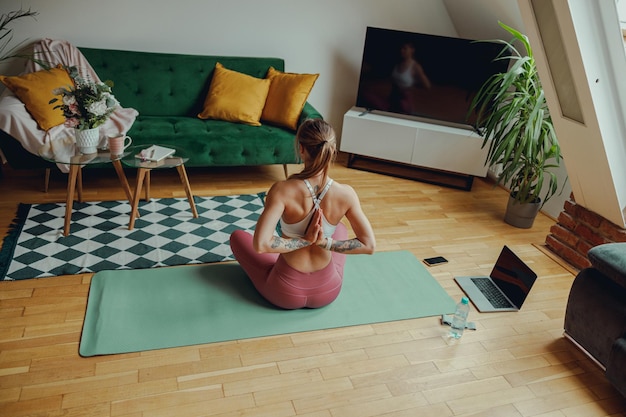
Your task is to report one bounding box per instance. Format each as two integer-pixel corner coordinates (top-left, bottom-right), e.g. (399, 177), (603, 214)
(75, 127), (100, 154)
(503, 193), (541, 229)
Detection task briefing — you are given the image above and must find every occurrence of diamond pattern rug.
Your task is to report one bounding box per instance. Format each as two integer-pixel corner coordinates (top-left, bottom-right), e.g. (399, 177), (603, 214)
(0, 193), (264, 281)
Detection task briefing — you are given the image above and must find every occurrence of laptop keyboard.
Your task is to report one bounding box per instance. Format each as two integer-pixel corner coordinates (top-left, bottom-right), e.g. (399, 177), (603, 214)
(471, 277), (515, 308)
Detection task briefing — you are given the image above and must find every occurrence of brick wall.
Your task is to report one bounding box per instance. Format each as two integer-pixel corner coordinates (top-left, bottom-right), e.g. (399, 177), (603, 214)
(546, 194), (626, 270)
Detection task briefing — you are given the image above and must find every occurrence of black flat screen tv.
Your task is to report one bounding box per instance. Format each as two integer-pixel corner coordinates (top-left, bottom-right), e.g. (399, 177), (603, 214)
(355, 27), (510, 130)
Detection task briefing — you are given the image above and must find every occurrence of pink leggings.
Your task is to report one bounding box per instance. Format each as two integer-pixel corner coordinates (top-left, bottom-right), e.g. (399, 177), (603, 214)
(229, 224), (348, 309)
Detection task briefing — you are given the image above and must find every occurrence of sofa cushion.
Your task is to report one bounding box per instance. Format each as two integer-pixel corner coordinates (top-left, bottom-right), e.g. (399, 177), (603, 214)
(0, 66), (73, 130)
(128, 116), (299, 166)
(197, 63), (270, 126)
(261, 67), (319, 130)
(588, 243), (626, 289)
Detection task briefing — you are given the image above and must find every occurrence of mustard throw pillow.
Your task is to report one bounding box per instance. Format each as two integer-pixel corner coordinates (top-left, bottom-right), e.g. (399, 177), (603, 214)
(198, 63), (271, 126)
(261, 67), (319, 130)
(0, 65), (73, 131)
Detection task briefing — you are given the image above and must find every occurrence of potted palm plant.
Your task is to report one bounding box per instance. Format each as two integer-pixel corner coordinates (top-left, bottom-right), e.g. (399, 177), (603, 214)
(470, 22), (563, 228)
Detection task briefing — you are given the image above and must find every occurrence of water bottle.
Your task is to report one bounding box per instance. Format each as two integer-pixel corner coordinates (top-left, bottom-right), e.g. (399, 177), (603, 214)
(449, 297), (470, 339)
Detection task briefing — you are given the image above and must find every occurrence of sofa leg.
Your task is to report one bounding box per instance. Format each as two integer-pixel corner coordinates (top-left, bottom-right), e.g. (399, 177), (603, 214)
(44, 168), (50, 193)
(283, 164), (288, 179)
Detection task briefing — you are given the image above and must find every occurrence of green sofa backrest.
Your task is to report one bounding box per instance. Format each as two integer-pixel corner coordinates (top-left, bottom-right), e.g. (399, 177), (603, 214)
(79, 47), (285, 118)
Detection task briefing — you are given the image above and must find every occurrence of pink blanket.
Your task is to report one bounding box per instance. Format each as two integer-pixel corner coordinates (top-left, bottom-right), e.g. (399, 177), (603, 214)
(0, 38), (138, 172)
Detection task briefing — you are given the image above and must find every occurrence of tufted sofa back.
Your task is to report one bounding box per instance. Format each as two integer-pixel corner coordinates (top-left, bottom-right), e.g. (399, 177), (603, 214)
(79, 47), (285, 117)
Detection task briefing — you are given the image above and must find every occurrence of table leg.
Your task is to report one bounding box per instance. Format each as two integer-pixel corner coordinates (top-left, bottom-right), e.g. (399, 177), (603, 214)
(44, 168), (50, 193)
(76, 166), (84, 202)
(64, 164), (80, 236)
(112, 160), (139, 218)
(176, 164), (198, 218)
(144, 170), (151, 201)
(128, 168), (149, 230)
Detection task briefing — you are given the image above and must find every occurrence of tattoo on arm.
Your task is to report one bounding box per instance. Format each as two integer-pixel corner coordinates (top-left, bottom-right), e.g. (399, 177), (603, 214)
(270, 236), (311, 251)
(330, 239), (363, 253)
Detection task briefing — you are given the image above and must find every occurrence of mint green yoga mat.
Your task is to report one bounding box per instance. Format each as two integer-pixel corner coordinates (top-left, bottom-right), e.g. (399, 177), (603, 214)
(79, 250), (456, 356)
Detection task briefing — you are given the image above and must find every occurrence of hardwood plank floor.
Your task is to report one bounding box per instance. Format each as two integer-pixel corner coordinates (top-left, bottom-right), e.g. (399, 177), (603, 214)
(0, 156), (624, 417)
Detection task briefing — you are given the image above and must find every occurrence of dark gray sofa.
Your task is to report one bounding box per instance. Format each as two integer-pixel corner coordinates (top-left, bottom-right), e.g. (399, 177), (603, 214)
(564, 242), (626, 397)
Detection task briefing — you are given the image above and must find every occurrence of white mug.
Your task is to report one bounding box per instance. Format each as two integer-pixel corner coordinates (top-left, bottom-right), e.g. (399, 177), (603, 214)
(107, 134), (132, 156)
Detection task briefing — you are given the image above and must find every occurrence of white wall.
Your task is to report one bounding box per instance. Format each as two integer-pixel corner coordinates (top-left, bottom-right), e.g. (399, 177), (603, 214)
(443, 0), (525, 40)
(1, 0), (457, 132)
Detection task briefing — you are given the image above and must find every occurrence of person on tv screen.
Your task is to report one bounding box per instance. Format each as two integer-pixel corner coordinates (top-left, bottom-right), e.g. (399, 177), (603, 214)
(229, 119), (376, 310)
(390, 41), (432, 114)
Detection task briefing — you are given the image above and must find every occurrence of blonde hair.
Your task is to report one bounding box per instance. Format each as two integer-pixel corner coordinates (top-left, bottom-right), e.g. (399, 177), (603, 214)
(289, 119), (337, 180)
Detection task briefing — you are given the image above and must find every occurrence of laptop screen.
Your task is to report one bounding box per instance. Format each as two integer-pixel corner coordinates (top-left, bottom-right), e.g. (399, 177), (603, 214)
(490, 246), (538, 308)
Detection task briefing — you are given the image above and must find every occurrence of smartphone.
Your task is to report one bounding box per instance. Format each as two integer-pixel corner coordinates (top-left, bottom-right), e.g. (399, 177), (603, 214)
(423, 256), (448, 266)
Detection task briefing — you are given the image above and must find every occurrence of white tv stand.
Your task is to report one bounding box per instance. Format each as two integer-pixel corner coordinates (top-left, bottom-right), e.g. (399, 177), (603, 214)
(339, 107), (489, 190)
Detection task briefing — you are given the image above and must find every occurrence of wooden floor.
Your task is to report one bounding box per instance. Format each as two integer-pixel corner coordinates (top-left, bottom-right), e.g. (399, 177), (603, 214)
(1, 157), (625, 417)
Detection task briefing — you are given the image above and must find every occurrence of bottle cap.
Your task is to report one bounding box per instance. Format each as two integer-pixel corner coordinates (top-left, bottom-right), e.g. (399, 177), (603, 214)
(461, 297), (469, 304)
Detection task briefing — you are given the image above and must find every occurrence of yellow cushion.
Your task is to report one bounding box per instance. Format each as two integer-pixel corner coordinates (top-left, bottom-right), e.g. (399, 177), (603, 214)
(261, 67), (319, 130)
(198, 63), (271, 126)
(0, 66), (73, 130)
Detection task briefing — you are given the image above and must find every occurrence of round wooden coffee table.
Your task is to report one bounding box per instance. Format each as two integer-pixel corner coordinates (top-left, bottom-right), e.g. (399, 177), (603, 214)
(121, 144), (198, 230)
(39, 147), (134, 236)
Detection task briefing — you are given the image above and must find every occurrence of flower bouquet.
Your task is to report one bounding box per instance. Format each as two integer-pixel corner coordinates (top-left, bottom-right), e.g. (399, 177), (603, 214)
(50, 66), (119, 130)
(50, 66), (119, 153)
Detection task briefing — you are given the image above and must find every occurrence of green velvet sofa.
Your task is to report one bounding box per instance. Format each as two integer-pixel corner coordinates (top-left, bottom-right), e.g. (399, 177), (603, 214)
(0, 47), (322, 175)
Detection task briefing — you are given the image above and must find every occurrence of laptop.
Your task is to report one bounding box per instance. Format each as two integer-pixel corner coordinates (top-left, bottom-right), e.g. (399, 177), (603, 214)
(454, 246), (538, 312)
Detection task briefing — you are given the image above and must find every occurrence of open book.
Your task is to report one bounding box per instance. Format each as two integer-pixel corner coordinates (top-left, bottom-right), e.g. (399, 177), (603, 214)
(136, 145), (175, 162)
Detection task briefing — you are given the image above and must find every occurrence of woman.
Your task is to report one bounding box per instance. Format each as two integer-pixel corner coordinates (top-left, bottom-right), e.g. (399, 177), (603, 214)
(390, 41), (432, 114)
(230, 119), (376, 309)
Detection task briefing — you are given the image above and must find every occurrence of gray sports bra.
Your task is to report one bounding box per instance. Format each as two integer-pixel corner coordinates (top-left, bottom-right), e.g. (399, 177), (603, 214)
(279, 179), (337, 238)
